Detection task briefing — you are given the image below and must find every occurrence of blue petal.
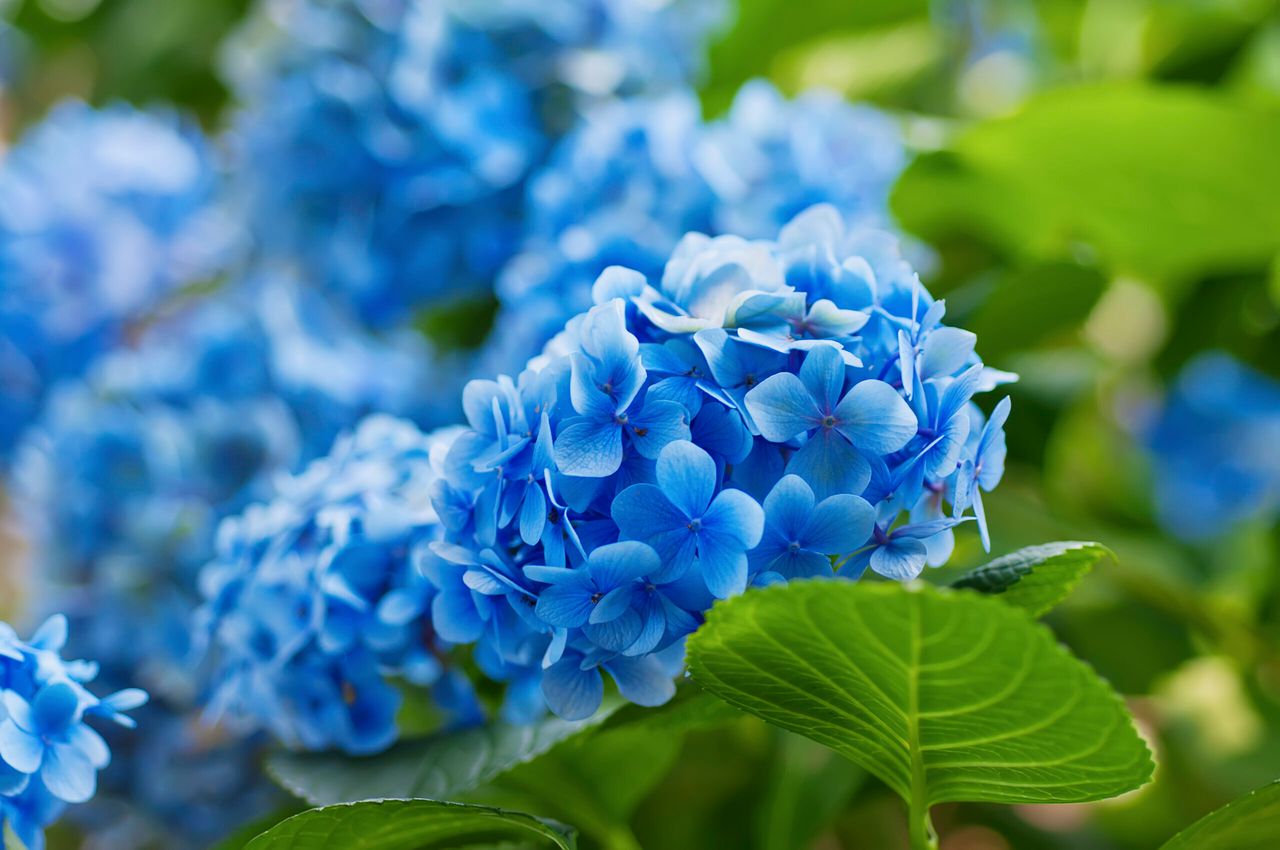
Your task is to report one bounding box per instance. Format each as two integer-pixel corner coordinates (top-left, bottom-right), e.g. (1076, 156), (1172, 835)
(541, 658), (604, 721)
(870, 538), (929, 580)
(43, 742), (96, 803)
(0, 719), (42, 773)
(834, 380), (918, 455)
(585, 608), (643, 652)
(518, 485), (547, 546)
(588, 540), (660, 588)
(804, 494), (876, 554)
(656, 440), (717, 517)
(536, 584), (595, 628)
(921, 327), (976, 380)
(703, 488), (765, 547)
(431, 590), (484, 643)
(744, 372), (820, 443)
(691, 403), (753, 464)
(898, 329), (916, 400)
(605, 656), (677, 708)
(591, 585), (636, 624)
(786, 431), (871, 500)
(797, 344), (846, 413)
(627, 399), (691, 460)
(697, 536), (749, 599)
(761, 475), (816, 540)
(611, 483), (687, 541)
(554, 417), (623, 478)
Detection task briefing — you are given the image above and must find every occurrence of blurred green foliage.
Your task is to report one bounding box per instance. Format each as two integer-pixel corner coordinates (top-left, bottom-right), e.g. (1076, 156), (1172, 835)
(5, 0), (1280, 848)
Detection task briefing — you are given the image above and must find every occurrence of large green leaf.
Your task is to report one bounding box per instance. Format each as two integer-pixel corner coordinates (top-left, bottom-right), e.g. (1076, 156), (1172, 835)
(243, 799), (575, 850)
(1161, 781), (1280, 850)
(950, 541), (1113, 617)
(267, 711), (613, 807)
(892, 84), (1280, 281)
(687, 581), (1153, 814)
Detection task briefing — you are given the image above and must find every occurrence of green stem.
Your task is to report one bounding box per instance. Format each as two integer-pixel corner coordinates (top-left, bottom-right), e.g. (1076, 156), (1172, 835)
(907, 791), (939, 850)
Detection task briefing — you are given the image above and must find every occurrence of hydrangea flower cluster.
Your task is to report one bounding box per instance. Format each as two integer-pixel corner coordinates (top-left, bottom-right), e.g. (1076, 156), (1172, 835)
(1146, 352), (1280, 541)
(0, 100), (230, 460)
(224, 0), (726, 327)
(0, 615), (146, 850)
(197, 415), (480, 754)
(11, 281), (434, 844)
(486, 80), (907, 375)
(201, 205), (1012, 741)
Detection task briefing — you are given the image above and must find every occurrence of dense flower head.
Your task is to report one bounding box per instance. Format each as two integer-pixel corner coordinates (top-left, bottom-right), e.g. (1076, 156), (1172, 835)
(0, 615), (146, 850)
(224, 0), (726, 327)
(211, 205), (1010, 737)
(0, 100), (231, 461)
(1146, 352), (1280, 541)
(486, 80), (907, 375)
(10, 281), (432, 843)
(197, 415), (480, 754)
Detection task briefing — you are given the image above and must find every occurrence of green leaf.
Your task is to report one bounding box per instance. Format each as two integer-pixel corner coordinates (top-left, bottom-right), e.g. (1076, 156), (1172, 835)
(267, 711), (614, 807)
(950, 541), (1113, 617)
(1161, 781), (1280, 850)
(687, 581), (1153, 814)
(892, 84), (1280, 281)
(243, 799), (575, 850)
(964, 263), (1107, 360)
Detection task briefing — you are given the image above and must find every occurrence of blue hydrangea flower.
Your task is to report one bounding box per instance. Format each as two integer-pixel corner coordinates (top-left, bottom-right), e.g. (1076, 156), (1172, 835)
(197, 416), (482, 755)
(0, 615), (145, 850)
(1145, 353), (1280, 541)
(224, 0), (726, 327)
(0, 100), (230, 461)
(486, 80), (908, 375)
(400, 204), (1011, 724)
(11, 281), (435, 844)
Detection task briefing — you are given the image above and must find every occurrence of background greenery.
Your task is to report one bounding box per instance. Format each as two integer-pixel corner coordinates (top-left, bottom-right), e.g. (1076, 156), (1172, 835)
(3, 0), (1279, 847)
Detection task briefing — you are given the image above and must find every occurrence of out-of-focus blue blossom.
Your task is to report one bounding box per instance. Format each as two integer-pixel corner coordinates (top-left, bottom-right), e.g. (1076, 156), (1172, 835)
(224, 0), (727, 327)
(197, 415), (482, 755)
(0, 615), (145, 850)
(0, 100), (231, 461)
(420, 205), (1009, 724)
(697, 80), (906, 239)
(1146, 353), (1280, 541)
(11, 281), (434, 844)
(486, 80), (908, 374)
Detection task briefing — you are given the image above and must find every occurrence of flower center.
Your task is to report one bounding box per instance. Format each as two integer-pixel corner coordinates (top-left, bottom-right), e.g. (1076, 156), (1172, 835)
(821, 415), (837, 428)
(687, 518), (703, 532)
(788, 540), (802, 553)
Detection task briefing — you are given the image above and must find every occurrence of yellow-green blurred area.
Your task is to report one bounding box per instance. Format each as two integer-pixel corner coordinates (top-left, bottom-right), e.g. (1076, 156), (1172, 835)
(3, 1), (1280, 848)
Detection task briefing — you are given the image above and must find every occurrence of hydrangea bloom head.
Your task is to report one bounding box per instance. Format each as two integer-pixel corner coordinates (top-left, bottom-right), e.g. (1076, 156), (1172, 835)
(238, 205), (1007, 732)
(197, 416), (480, 755)
(11, 282), (433, 842)
(0, 101), (230, 460)
(1147, 352), (1280, 540)
(225, 0), (726, 326)
(0, 615), (146, 850)
(486, 80), (908, 375)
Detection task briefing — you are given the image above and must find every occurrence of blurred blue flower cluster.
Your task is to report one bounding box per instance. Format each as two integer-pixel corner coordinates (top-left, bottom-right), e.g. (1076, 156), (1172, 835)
(224, 0), (727, 327)
(10, 282), (435, 843)
(487, 80), (907, 375)
(197, 415), (480, 754)
(0, 101), (231, 461)
(1146, 353), (1280, 541)
(0, 615), (146, 850)
(201, 205), (1012, 739)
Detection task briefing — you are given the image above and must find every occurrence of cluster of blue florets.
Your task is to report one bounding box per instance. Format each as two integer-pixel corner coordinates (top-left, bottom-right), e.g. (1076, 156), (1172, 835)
(485, 80), (908, 375)
(201, 205), (1014, 743)
(0, 101), (230, 460)
(197, 415), (481, 754)
(1146, 353), (1280, 541)
(0, 616), (146, 850)
(224, 0), (727, 327)
(10, 281), (437, 844)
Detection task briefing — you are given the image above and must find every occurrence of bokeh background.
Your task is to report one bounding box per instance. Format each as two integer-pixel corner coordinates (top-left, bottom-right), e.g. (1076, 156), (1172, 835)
(2, 0), (1279, 848)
